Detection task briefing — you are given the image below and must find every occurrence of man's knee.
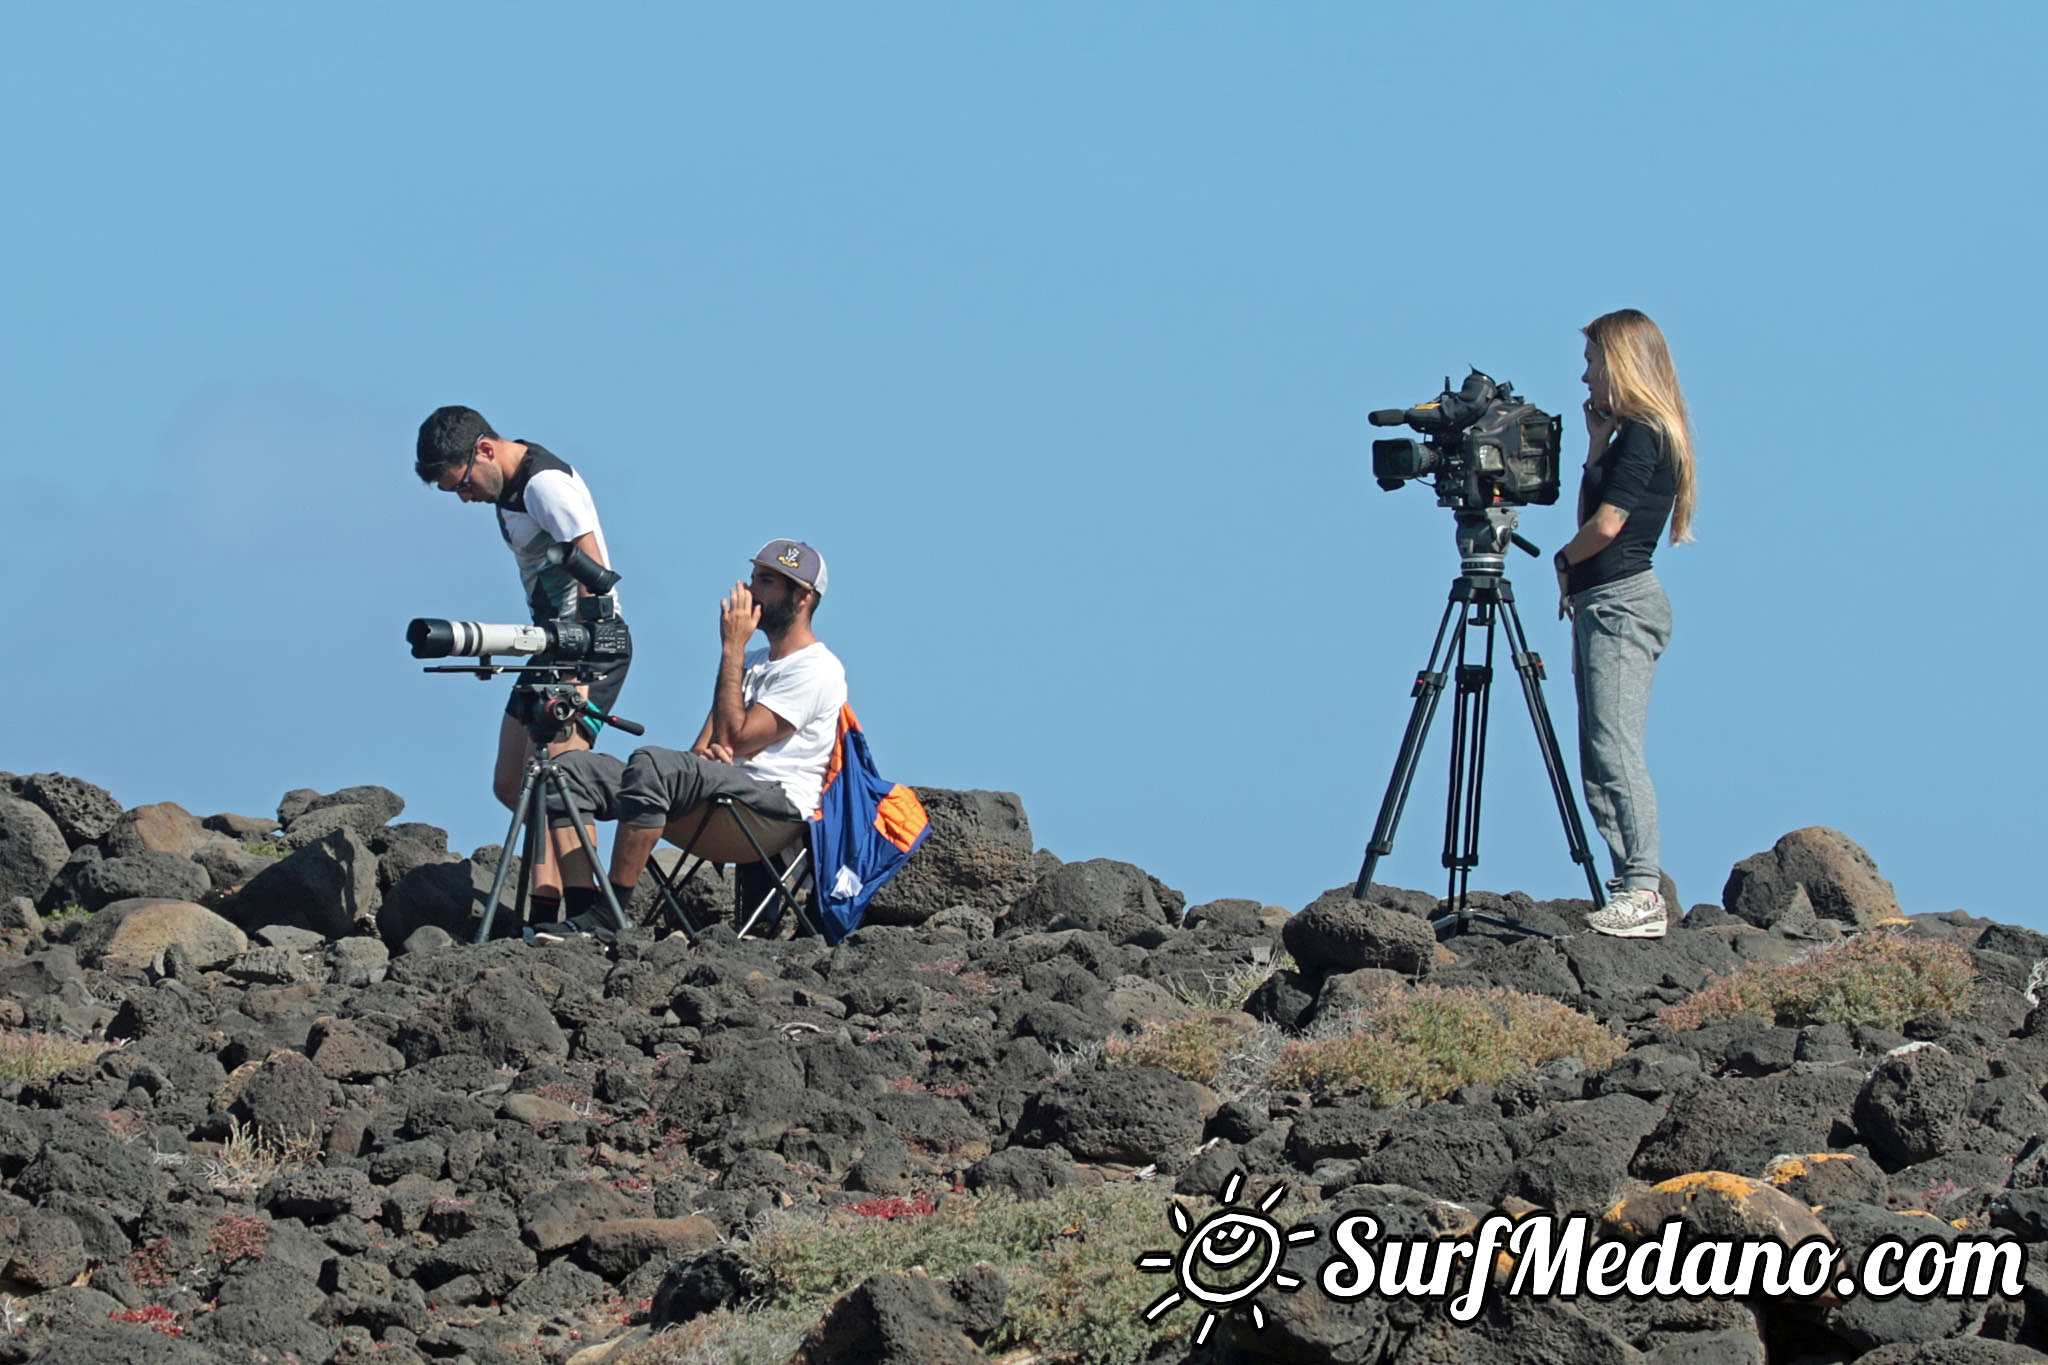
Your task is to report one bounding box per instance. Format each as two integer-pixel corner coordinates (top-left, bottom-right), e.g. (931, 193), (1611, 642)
(619, 747), (701, 827)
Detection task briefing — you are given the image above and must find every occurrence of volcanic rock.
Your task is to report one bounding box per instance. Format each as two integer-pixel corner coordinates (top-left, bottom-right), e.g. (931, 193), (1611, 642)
(229, 826), (380, 939)
(19, 773), (123, 846)
(1723, 826), (1904, 930)
(73, 897), (246, 971)
(0, 795), (69, 905)
(863, 787), (1037, 925)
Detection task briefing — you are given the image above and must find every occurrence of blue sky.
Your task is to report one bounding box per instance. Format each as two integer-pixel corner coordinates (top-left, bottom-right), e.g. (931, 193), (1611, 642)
(5, 5), (2042, 931)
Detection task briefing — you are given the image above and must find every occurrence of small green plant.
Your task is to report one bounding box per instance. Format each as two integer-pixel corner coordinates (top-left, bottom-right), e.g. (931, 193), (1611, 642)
(244, 839), (289, 858)
(1105, 1016), (1248, 1088)
(1658, 931), (1975, 1032)
(1272, 984), (1626, 1106)
(0, 1028), (117, 1084)
(41, 903), (90, 922)
(718, 1183), (1204, 1365)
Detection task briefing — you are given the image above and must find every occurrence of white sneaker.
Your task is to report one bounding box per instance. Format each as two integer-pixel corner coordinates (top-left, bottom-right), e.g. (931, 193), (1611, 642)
(1585, 887), (1666, 939)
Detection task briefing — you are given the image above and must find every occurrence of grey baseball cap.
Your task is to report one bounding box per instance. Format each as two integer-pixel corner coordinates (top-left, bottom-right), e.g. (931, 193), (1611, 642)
(751, 539), (828, 594)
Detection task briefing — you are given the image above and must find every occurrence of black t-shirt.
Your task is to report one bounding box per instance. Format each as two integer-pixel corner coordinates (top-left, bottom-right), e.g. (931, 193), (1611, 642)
(1567, 419), (1674, 594)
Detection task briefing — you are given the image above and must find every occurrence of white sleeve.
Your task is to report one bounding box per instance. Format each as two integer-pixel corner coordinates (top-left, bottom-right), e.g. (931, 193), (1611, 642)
(750, 649), (840, 730)
(520, 469), (601, 545)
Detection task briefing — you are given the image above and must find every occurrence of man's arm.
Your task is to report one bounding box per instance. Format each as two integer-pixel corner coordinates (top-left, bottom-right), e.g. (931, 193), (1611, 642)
(565, 530), (609, 592)
(709, 581), (796, 760)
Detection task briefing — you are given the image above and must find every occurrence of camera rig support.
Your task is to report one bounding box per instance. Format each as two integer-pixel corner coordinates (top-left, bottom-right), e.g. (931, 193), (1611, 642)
(421, 656), (647, 944)
(1352, 506), (1605, 937)
(409, 544), (644, 943)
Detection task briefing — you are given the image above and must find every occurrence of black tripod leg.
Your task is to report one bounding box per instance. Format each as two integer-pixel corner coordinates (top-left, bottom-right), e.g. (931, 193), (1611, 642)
(476, 759), (543, 944)
(541, 767), (631, 934)
(1497, 591), (1606, 905)
(1443, 606), (1496, 915)
(1353, 595), (1463, 899)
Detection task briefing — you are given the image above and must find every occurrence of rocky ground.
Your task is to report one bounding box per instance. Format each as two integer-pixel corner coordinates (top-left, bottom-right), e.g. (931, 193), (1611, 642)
(0, 772), (2045, 1364)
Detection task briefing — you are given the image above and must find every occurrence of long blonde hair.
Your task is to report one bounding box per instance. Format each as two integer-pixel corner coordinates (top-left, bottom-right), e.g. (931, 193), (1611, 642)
(1585, 309), (1696, 544)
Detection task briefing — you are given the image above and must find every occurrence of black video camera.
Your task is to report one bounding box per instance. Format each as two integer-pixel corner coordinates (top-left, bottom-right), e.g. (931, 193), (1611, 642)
(1370, 369), (1561, 509)
(407, 543), (629, 671)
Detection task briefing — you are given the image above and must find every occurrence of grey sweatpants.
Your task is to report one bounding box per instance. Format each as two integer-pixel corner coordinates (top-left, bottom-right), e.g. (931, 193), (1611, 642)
(545, 747), (799, 830)
(1570, 570), (1672, 892)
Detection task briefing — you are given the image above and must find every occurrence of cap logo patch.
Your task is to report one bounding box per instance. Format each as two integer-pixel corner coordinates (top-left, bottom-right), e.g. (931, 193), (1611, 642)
(777, 545), (803, 570)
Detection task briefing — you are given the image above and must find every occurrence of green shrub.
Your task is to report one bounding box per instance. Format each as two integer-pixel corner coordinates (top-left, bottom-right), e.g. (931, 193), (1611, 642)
(1104, 1016), (1247, 1087)
(1658, 931), (1974, 1032)
(1271, 984), (1626, 1106)
(712, 1183), (1206, 1365)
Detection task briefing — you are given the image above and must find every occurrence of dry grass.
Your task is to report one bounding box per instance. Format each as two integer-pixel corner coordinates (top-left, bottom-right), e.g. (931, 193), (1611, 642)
(610, 1304), (813, 1365)
(1159, 951), (1293, 1012)
(198, 1117), (320, 1197)
(1272, 984), (1626, 1106)
(1658, 931), (1975, 1032)
(0, 1028), (120, 1084)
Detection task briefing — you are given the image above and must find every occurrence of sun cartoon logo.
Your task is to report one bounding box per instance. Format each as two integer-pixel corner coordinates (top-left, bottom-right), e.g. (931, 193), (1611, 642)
(1135, 1172), (1317, 1346)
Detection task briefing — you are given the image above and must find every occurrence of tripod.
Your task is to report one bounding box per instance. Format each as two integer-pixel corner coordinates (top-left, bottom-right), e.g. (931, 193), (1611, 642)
(427, 666), (646, 945)
(1352, 508), (1604, 937)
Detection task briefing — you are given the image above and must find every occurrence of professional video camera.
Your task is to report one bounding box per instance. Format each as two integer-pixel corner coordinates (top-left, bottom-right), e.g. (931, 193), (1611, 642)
(407, 543), (634, 739)
(407, 544), (628, 669)
(1370, 369), (1562, 510)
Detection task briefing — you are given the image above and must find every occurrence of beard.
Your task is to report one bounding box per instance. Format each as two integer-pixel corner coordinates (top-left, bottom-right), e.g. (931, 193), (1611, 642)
(758, 597), (798, 636)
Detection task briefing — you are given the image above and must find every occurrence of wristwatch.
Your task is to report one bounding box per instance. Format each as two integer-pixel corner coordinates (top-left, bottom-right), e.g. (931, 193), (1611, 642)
(1553, 550), (1572, 575)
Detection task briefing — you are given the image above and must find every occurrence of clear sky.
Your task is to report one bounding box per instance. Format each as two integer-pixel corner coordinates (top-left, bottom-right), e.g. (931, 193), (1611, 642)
(5, 4), (2042, 931)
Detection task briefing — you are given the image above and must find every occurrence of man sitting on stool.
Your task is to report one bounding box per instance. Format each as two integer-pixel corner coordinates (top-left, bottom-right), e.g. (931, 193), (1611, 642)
(544, 539), (846, 931)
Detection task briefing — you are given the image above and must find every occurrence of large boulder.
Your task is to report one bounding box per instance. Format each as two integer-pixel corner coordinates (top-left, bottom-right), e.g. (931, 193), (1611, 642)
(101, 801), (219, 859)
(0, 796), (70, 905)
(1855, 1044), (1974, 1169)
(378, 859), (488, 947)
(64, 851), (210, 913)
(789, 1270), (993, 1365)
(73, 899), (247, 971)
(18, 774), (122, 847)
(1014, 1065), (1208, 1163)
(1284, 887), (1437, 978)
(862, 788), (1038, 925)
(227, 827), (380, 940)
(1722, 827), (1903, 930)
(1003, 858), (1183, 940)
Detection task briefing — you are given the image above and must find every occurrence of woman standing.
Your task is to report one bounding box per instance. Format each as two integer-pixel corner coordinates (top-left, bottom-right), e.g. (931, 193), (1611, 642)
(1551, 309), (1696, 939)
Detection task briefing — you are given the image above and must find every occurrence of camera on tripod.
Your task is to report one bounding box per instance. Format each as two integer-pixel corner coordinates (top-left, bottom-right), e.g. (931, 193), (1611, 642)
(1370, 369), (1562, 510)
(406, 543), (636, 743)
(407, 545), (629, 671)
(403, 543), (644, 943)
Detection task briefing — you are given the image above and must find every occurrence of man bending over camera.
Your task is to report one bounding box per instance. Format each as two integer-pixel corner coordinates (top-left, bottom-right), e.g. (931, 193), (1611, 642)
(545, 539), (845, 929)
(414, 406), (630, 914)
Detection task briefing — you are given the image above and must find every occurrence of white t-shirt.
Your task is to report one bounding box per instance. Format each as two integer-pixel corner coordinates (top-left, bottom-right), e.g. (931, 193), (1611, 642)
(739, 641), (847, 816)
(497, 461), (620, 622)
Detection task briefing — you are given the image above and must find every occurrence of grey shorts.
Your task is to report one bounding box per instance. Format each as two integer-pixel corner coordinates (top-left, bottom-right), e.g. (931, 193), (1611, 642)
(545, 745), (799, 829)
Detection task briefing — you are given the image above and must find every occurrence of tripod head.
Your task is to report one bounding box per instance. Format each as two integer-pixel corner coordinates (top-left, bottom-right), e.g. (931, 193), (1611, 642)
(506, 668), (645, 746)
(1454, 506), (1541, 581)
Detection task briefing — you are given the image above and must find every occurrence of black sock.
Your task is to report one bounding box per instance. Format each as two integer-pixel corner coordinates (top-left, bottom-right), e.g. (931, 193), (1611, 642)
(609, 882), (638, 916)
(562, 886), (599, 921)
